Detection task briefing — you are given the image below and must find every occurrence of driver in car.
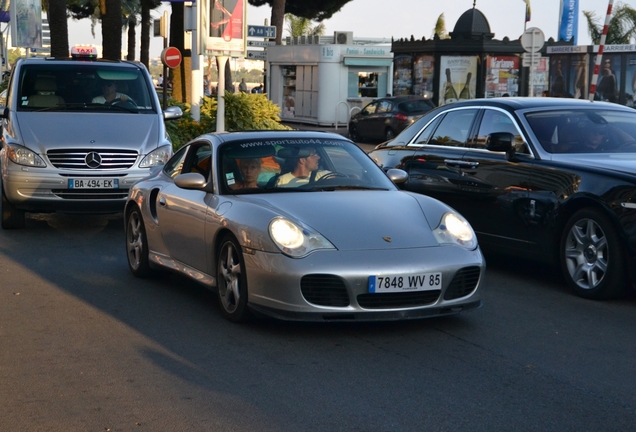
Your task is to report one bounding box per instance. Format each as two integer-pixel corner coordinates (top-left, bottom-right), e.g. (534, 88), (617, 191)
(275, 147), (330, 187)
(92, 80), (131, 104)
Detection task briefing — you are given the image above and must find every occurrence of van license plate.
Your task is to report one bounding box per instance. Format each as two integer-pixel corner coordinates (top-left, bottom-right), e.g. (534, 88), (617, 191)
(68, 178), (119, 189)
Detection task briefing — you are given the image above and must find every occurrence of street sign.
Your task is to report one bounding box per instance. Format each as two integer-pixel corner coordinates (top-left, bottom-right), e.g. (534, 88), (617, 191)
(247, 50), (267, 61)
(522, 52), (542, 59)
(161, 47), (182, 69)
(521, 27), (545, 53)
(247, 40), (276, 47)
(248, 25), (277, 39)
(522, 58), (541, 67)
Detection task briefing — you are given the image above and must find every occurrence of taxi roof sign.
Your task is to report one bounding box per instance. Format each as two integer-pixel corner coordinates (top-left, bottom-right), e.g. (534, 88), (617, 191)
(71, 45), (98, 60)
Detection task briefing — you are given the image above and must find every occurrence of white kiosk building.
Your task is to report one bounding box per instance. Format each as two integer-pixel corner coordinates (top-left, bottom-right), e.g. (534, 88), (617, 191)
(266, 33), (393, 126)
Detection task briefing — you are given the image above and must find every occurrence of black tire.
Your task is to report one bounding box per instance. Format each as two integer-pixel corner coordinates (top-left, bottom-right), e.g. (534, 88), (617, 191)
(349, 125), (361, 142)
(560, 208), (627, 299)
(385, 128), (396, 141)
(217, 235), (251, 322)
(1, 183), (25, 229)
(126, 206), (153, 278)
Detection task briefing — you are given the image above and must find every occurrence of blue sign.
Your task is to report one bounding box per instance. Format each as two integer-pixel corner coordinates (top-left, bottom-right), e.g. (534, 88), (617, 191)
(559, 0), (579, 45)
(247, 25), (276, 39)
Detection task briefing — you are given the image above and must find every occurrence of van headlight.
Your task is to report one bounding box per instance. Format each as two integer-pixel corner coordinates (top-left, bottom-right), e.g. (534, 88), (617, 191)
(432, 212), (477, 250)
(5, 144), (47, 167)
(269, 217), (335, 258)
(139, 145), (172, 168)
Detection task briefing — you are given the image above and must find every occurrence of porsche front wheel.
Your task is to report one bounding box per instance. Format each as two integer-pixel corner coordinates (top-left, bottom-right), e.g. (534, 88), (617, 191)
(126, 207), (153, 278)
(217, 235), (251, 322)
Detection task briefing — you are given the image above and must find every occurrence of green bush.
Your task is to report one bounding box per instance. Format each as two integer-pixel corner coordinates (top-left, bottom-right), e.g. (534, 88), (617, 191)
(166, 93), (291, 151)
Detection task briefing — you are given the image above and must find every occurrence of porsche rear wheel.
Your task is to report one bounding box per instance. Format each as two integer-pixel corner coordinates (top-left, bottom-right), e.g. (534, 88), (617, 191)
(560, 208), (627, 299)
(126, 207), (153, 278)
(217, 235), (251, 322)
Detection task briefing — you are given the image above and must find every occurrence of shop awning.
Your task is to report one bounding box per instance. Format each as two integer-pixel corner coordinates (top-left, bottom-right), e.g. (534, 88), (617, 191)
(343, 57), (393, 67)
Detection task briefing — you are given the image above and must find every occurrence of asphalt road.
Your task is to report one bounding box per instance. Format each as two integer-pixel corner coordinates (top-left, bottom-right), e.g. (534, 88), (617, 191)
(1, 213), (636, 431)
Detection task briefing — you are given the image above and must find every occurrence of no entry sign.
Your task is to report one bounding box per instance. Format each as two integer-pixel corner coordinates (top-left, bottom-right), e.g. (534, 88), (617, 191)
(161, 47), (182, 69)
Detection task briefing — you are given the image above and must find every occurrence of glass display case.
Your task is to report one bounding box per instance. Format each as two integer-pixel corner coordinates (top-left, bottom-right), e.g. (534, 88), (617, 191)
(282, 66), (296, 118)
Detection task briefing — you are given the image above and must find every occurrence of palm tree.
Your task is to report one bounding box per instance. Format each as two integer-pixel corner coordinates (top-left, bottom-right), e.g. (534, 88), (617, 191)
(583, 2), (636, 44)
(47, 0), (70, 57)
(122, 0), (140, 61)
(432, 13), (449, 39)
(284, 13), (325, 38)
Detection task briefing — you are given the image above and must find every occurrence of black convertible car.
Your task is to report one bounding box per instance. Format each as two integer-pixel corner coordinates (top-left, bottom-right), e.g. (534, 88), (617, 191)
(368, 97), (636, 300)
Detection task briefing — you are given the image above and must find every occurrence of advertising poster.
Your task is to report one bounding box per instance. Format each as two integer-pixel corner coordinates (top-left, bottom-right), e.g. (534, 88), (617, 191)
(485, 55), (520, 98)
(439, 56), (477, 105)
(594, 54), (621, 103)
(625, 55), (636, 107)
(10, 0), (42, 48)
(413, 55), (434, 99)
(532, 57), (550, 96)
(550, 55), (570, 97)
(201, 0), (246, 56)
(570, 54), (588, 99)
(393, 55), (413, 96)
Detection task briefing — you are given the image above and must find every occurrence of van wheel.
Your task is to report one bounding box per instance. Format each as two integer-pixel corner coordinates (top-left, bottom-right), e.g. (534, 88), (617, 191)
(560, 208), (627, 299)
(1, 184), (25, 229)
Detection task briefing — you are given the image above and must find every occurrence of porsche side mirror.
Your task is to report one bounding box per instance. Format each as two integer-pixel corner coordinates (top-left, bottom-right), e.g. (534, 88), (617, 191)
(174, 172), (207, 190)
(386, 168), (408, 184)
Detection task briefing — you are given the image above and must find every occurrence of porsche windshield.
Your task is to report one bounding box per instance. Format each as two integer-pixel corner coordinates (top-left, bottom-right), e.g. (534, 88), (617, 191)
(219, 138), (397, 193)
(16, 64), (156, 113)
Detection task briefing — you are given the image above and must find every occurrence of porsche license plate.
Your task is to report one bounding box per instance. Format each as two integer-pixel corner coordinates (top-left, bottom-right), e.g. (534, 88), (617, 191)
(369, 273), (442, 293)
(68, 178), (119, 189)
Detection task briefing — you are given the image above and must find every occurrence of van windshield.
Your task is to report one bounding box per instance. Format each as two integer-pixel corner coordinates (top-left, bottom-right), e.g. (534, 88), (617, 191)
(15, 63), (157, 113)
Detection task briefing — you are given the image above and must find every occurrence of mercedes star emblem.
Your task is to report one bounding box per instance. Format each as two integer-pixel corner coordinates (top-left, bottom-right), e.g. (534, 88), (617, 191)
(85, 151), (102, 168)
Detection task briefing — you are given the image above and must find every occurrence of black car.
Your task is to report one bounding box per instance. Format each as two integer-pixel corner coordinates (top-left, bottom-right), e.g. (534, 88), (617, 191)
(348, 96), (435, 142)
(368, 97), (636, 300)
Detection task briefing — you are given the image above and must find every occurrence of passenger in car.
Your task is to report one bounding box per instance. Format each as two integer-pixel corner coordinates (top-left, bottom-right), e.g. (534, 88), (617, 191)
(230, 157), (262, 189)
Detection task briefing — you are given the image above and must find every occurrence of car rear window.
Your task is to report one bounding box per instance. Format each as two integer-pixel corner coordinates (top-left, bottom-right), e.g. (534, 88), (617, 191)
(399, 100), (435, 114)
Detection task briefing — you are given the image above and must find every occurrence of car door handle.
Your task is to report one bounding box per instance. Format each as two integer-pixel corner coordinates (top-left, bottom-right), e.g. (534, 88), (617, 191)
(159, 196), (166, 206)
(444, 159), (479, 169)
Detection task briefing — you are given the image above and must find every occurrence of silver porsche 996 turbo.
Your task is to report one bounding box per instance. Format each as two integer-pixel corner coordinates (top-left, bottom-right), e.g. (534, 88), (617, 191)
(124, 131), (485, 322)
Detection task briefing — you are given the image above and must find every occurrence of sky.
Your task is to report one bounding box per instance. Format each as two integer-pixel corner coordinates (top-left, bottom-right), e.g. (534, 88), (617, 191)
(66, 0), (636, 59)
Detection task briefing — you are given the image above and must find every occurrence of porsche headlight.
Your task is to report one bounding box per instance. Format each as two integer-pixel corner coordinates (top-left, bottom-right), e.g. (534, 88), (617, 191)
(139, 145), (172, 168)
(6, 144), (46, 167)
(432, 212), (477, 250)
(269, 217), (335, 258)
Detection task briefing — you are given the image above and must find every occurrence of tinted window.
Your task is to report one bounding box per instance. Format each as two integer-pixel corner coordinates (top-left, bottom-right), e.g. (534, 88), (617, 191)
(399, 99), (435, 114)
(378, 101), (392, 113)
(476, 109), (528, 153)
(362, 103), (378, 115)
(526, 109), (636, 154)
(429, 109), (478, 147)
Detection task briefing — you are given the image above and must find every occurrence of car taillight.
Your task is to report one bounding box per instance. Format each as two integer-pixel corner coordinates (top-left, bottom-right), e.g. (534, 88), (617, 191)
(395, 113), (409, 122)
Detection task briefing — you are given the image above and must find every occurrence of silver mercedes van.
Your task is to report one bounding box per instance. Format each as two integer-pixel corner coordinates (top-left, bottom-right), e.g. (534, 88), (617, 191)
(0, 47), (182, 229)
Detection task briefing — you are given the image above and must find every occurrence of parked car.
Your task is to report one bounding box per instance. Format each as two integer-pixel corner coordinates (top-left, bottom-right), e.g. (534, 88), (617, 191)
(368, 97), (636, 300)
(124, 131), (485, 322)
(348, 96), (435, 142)
(0, 46), (182, 229)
